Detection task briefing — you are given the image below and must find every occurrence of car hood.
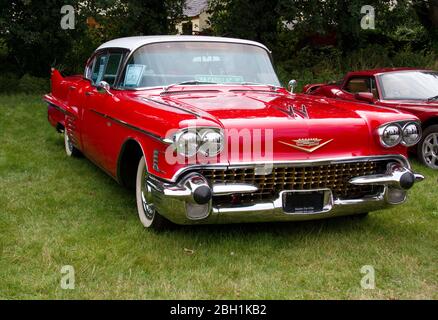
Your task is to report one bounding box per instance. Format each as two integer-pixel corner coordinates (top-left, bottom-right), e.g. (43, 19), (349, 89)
(138, 89), (412, 161)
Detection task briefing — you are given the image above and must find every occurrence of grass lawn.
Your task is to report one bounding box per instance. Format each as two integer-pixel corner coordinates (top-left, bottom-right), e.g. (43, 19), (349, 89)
(0, 94), (437, 299)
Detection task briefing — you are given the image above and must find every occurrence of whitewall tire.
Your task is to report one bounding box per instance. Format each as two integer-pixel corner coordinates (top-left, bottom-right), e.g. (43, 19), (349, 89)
(135, 156), (169, 230)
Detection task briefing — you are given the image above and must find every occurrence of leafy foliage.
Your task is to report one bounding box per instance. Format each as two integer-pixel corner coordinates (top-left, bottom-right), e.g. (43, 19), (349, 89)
(0, 0), (436, 92)
(0, 0), (81, 77)
(0, 0), (185, 78)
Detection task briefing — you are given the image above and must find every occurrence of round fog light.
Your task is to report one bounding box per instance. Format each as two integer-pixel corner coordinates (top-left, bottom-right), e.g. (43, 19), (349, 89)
(186, 203), (210, 220)
(387, 188), (406, 204)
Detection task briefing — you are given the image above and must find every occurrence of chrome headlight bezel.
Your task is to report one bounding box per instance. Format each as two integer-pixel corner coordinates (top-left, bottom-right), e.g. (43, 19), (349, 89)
(174, 130), (201, 157)
(172, 127), (224, 158)
(378, 123), (402, 148)
(198, 129), (225, 157)
(377, 121), (422, 148)
(401, 122), (422, 147)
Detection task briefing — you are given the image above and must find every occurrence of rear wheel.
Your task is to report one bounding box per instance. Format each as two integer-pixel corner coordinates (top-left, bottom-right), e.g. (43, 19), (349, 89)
(135, 156), (170, 230)
(64, 130), (81, 157)
(418, 125), (438, 169)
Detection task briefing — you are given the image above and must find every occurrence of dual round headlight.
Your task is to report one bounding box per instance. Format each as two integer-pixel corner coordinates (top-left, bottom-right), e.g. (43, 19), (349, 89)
(174, 128), (224, 157)
(379, 122), (421, 148)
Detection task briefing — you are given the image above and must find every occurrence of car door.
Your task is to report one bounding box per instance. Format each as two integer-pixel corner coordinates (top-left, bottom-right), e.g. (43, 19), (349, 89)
(82, 49), (126, 172)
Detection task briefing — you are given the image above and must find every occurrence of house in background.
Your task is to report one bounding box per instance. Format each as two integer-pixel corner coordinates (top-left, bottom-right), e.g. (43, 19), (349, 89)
(176, 0), (210, 35)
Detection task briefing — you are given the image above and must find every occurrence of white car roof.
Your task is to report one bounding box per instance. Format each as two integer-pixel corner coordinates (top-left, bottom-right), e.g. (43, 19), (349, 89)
(96, 35), (270, 53)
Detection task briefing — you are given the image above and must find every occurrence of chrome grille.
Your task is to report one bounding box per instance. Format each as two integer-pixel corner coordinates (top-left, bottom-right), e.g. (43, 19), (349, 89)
(200, 160), (389, 203)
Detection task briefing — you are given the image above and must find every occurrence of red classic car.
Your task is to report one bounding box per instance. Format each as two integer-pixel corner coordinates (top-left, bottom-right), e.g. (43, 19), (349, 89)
(303, 68), (438, 169)
(44, 36), (424, 230)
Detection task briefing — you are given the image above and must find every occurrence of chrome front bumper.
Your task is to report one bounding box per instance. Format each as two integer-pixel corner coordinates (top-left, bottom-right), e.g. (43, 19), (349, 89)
(148, 156), (424, 225)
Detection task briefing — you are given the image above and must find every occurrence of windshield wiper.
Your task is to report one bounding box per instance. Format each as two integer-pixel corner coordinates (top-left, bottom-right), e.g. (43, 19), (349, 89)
(228, 82), (282, 91)
(162, 80), (217, 93)
(427, 94), (438, 101)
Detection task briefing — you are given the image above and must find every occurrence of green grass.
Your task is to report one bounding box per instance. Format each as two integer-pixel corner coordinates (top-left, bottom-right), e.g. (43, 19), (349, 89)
(0, 94), (437, 299)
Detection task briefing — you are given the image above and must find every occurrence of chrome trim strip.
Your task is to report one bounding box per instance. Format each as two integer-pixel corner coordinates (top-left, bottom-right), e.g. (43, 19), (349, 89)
(89, 109), (165, 142)
(349, 162), (424, 190)
(141, 97), (201, 117)
(212, 184), (258, 195)
(46, 102), (76, 118)
(170, 154), (410, 183)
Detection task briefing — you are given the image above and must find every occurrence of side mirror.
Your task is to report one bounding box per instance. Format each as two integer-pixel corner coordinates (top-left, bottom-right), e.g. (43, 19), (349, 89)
(96, 81), (113, 96)
(288, 79), (297, 93)
(355, 92), (374, 104)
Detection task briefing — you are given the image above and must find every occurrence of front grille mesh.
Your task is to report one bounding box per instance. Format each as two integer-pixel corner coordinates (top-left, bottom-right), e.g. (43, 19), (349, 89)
(200, 160), (388, 204)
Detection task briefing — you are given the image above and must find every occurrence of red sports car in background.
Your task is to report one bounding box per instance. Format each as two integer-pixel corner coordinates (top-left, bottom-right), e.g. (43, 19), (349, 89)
(44, 37), (424, 230)
(303, 68), (438, 169)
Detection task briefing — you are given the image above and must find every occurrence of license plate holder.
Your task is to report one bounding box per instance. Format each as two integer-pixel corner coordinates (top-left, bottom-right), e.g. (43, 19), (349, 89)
(282, 189), (332, 214)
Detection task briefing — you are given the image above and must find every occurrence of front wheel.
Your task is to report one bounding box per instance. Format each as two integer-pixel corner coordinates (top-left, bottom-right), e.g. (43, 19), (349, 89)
(418, 125), (438, 169)
(135, 156), (170, 230)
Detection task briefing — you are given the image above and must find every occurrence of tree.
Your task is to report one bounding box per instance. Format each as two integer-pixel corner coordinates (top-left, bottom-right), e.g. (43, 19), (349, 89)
(0, 0), (83, 76)
(412, 0), (438, 45)
(79, 0), (184, 39)
(0, 0), (185, 77)
(208, 0), (281, 49)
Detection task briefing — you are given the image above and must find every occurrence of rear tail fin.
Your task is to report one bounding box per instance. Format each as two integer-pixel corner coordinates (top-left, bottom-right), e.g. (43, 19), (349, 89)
(50, 68), (64, 98)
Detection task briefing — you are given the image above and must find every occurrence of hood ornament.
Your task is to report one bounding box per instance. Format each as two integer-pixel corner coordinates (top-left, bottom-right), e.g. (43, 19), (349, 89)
(283, 104), (309, 119)
(279, 138), (333, 153)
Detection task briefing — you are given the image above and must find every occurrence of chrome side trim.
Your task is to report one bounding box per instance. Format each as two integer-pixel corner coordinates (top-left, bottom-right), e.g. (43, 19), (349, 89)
(46, 102), (76, 118)
(89, 109), (165, 142)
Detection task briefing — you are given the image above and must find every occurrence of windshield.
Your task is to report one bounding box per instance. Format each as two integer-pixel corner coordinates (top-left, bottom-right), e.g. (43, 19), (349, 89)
(379, 71), (438, 100)
(120, 41), (280, 88)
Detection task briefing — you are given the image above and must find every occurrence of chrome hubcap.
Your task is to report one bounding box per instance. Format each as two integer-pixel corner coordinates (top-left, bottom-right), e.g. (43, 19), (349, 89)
(141, 166), (155, 220)
(422, 133), (438, 169)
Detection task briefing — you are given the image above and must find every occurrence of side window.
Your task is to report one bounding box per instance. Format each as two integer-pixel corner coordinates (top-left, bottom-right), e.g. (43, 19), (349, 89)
(344, 77), (372, 94)
(102, 53), (123, 85)
(91, 54), (107, 85)
(89, 52), (123, 86)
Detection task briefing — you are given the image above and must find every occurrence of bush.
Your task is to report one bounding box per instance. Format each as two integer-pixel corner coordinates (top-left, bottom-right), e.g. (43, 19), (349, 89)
(17, 74), (50, 94)
(0, 73), (20, 94)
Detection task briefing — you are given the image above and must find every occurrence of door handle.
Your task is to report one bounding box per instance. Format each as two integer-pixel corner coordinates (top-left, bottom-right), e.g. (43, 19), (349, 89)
(85, 91), (94, 96)
(69, 85), (76, 90)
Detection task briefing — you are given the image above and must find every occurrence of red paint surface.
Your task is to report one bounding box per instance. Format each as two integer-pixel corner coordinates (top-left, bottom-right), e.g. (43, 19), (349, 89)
(44, 68), (418, 182)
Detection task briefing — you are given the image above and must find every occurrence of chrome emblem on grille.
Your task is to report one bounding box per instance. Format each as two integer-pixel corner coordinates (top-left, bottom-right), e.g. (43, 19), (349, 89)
(279, 138), (333, 153)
